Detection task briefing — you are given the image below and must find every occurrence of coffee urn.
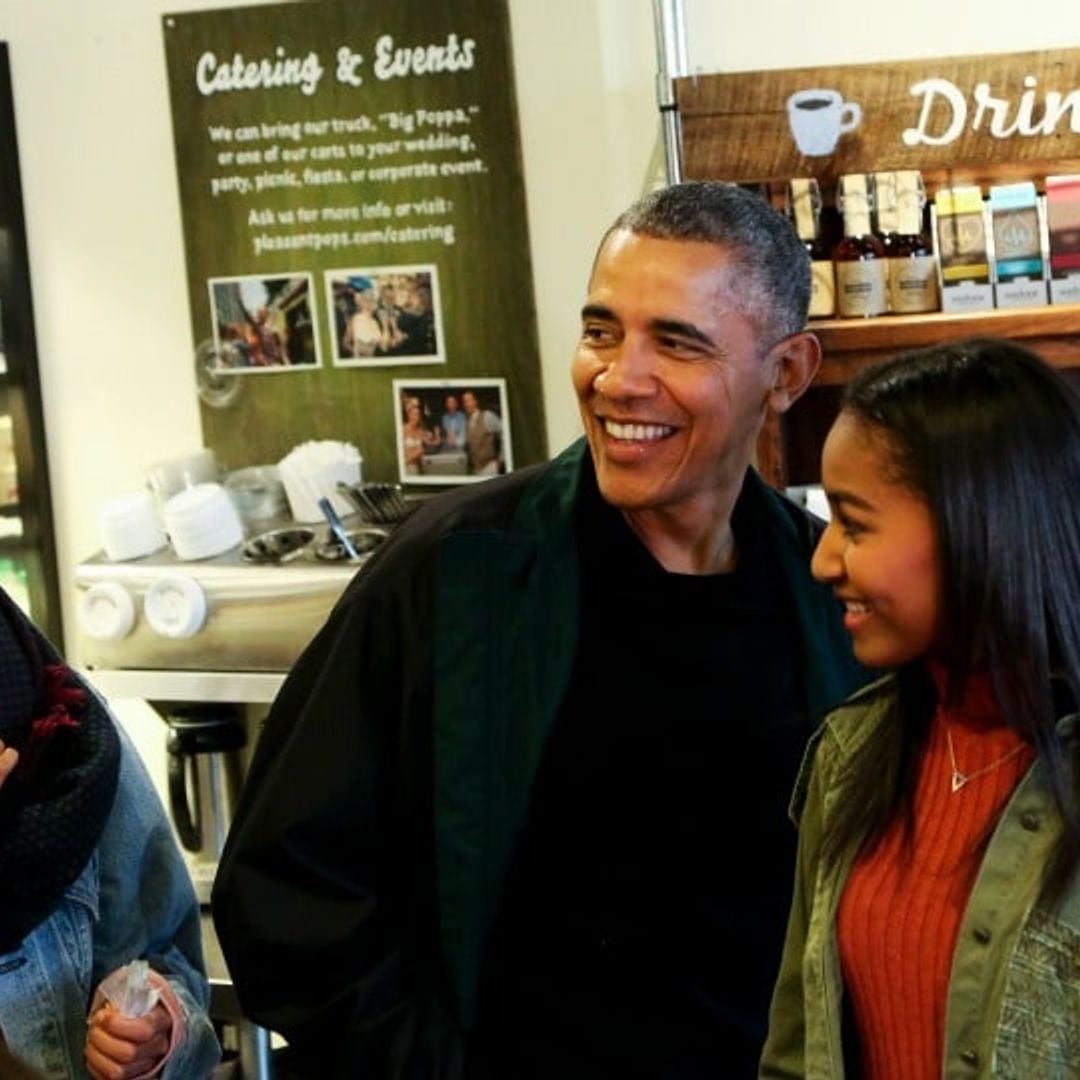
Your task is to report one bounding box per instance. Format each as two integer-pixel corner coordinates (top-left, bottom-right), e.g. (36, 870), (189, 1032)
(165, 705), (246, 904)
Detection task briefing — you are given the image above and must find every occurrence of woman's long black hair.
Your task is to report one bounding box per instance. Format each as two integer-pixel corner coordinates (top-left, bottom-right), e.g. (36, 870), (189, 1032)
(822, 338), (1080, 900)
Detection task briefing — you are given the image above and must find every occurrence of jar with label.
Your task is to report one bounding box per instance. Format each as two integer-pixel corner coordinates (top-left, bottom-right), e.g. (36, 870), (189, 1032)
(887, 170), (940, 313)
(834, 174), (887, 318)
(789, 178), (835, 318)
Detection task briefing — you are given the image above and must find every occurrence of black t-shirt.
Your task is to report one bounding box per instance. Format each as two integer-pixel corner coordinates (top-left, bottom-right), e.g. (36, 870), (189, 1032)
(471, 474), (813, 1078)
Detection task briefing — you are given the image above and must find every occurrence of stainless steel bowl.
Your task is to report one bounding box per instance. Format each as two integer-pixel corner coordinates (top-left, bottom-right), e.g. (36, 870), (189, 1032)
(242, 527), (316, 564)
(313, 526), (389, 563)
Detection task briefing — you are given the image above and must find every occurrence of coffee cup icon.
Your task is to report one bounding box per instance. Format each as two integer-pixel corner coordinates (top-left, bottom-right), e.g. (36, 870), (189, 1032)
(787, 88), (862, 157)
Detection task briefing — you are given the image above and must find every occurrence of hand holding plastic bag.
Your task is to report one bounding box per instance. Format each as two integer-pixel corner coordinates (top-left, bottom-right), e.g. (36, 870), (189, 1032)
(97, 959), (161, 1017)
(86, 961), (178, 1080)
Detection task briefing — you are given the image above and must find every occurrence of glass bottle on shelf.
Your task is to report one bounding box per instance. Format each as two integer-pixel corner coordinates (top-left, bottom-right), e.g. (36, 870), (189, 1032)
(887, 170), (940, 314)
(834, 173), (887, 318)
(873, 170), (899, 257)
(789, 178), (835, 318)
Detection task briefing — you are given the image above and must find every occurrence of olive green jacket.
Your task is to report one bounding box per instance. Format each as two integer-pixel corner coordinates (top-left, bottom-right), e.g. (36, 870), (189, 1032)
(760, 674), (1080, 1079)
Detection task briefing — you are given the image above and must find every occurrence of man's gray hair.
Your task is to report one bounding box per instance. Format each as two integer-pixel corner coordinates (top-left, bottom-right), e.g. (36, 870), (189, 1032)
(608, 182), (811, 346)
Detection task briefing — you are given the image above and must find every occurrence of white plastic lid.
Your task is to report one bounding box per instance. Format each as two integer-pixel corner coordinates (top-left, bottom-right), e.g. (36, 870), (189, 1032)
(100, 489), (156, 525)
(163, 482), (231, 523)
(163, 483), (243, 560)
(100, 490), (167, 562)
(144, 576), (207, 639)
(79, 582), (137, 642)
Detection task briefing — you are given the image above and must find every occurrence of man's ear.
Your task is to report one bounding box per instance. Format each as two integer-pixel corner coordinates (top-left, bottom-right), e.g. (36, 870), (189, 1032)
(765, 331), (821, 414)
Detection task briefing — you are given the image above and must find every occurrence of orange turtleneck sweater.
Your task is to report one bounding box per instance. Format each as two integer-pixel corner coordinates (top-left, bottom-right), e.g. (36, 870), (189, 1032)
(836, 671), (1035, 1079)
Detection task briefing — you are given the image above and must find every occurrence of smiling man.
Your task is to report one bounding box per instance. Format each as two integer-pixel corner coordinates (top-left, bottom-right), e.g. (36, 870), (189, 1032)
(574, 222), (811, 572)
(213, 182), (866, 1079)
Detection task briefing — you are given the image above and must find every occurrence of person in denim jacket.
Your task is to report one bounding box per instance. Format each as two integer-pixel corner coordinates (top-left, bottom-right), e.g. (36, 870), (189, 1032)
(761, 339), (1080, 1078)
(0, 588), (219, 1079)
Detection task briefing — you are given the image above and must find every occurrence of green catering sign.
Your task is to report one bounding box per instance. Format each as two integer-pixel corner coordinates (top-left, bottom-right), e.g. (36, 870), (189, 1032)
(163, 0), (545, 487)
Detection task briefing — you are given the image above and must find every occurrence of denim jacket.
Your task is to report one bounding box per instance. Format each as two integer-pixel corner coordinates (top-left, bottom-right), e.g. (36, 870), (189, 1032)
(761, 674), (1080, 1079)
(0, 721), (220, 1079)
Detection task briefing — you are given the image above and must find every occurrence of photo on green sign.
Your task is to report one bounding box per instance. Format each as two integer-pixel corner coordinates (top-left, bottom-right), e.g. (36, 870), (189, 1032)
(208, 273), (318, 372)
(393, 376), (509, 485)
(327, 263), (443, 368)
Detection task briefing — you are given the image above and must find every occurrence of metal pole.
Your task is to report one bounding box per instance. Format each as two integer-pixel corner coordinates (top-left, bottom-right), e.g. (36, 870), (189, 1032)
(651, 0), (688, 185)
(237, 1021), (275, 1080)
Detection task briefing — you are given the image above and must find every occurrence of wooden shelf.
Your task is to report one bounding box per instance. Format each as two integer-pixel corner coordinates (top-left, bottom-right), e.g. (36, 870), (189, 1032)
(758, 302), (1080, 488)
(808, 303), (1080, 385)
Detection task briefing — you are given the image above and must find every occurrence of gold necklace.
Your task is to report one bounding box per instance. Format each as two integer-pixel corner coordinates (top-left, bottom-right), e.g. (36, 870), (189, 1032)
(945, 728), (1028, 794)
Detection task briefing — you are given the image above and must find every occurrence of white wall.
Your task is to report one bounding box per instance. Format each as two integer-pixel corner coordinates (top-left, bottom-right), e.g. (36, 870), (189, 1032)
(681, 0), (1080, 72)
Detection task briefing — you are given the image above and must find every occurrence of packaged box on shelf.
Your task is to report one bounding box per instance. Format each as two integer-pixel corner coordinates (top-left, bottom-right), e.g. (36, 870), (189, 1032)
(989, 182), (1048, 308)
(994, 277), (1049, 307)
(1046, 175), (1080, 304)
(933, 187), (994, 313)
(1049, 277), (1080, 304)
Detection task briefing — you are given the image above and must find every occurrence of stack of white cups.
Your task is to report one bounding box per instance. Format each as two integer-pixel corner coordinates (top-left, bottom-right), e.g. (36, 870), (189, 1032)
(162, 483), (244, 560)
(146, 449), (219, 512)
(100, 491), (168, 562)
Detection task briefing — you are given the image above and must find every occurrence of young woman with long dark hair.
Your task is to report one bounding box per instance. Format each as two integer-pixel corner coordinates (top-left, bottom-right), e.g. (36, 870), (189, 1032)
(761, 338), (1079, 1077)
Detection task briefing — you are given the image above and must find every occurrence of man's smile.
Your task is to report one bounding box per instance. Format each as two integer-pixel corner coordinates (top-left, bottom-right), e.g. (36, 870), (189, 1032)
(601, 419), (676, 442)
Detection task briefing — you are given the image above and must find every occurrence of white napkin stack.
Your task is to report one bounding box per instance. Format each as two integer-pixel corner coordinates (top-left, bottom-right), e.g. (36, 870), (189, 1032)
(277, 440), (362, 523)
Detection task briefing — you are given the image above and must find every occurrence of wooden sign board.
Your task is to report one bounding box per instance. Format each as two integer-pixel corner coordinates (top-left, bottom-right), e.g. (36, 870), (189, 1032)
(678, 47), (1080, 190)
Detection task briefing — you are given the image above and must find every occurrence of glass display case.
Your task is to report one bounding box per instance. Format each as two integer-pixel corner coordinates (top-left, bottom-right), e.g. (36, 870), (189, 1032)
(0, 42), (61, 643)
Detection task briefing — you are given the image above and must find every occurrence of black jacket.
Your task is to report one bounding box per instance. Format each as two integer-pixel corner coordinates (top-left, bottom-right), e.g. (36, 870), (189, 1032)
(212, 440), (864, 1077)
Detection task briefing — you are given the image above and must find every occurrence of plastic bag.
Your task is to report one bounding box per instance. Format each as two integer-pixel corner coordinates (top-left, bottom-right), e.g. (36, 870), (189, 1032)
(97, 959), (161, 1018)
